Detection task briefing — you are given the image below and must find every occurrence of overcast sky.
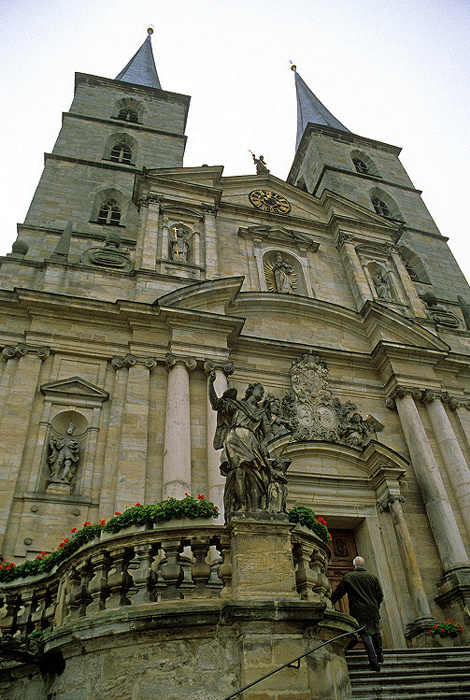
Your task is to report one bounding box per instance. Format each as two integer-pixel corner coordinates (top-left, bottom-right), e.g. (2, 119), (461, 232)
(1, 0), (469, 283)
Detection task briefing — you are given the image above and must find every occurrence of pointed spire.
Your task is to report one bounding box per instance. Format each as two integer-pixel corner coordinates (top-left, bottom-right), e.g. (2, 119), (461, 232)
(115, 28), (162, 89)
(292, 65), (350, 150)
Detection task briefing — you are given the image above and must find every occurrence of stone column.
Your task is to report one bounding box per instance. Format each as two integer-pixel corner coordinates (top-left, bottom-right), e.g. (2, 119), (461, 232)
(162, 355), (196, 499)
(114, 356), (155, 512)
(380, 494), (433, 627)
(391, 389), (469, 572)
(203, 205), (219, 278)
(204, 360), (234, 522)
(335, 232), (370, 309)
(423, 391), (470, 538)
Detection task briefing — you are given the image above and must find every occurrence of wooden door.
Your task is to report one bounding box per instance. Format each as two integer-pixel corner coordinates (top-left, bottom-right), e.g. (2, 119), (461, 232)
(327, 529), (357, 616)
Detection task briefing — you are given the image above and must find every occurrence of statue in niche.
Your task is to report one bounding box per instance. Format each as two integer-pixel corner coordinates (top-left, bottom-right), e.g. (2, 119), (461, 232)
(372, 268), (391, 299)
(208, 372), (275, 520)
(265, 253), (297, 294)
(48, 423), (80, 482)
(170, 227), (189, 262)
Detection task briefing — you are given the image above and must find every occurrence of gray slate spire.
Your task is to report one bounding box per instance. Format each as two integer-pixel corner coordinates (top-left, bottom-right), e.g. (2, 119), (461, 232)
(115, 31), (162, 89)
(294, 69), (350, 150)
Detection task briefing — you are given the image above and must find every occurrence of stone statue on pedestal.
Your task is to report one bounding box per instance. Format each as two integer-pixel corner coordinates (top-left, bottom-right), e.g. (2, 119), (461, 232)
(209, 372), (281, 520)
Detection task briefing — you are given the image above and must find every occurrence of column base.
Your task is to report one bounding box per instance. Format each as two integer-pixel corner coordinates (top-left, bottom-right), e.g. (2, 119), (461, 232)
(405, 617), (435, 647)
(435, 564), (470, 643)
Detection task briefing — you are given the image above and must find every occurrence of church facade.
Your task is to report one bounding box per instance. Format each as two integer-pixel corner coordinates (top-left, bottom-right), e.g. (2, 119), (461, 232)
(1, 31), (470, 698)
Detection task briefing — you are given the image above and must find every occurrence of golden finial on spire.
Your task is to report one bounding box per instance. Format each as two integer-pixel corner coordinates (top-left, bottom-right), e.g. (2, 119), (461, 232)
(147, 26), (154, 35)
(290, 61), (297, 72)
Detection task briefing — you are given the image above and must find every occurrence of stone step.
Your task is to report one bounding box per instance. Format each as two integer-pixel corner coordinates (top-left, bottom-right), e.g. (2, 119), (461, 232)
(347, 647), (470, 700)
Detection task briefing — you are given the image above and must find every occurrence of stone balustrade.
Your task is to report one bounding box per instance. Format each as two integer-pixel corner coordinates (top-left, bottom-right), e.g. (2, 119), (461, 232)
(0, 517), (332, 642)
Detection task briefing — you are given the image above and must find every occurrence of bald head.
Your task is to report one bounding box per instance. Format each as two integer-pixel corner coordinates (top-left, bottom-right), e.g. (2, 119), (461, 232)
(353, 556), (365, 568)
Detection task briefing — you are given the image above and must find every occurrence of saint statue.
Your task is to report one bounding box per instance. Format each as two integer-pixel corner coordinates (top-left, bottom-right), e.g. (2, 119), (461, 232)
(372, 268), (391, 299)
(48, 423), (80, 482)
(170, 227), (189, 262)
(272, 253), (296, 294)
(208, 373), (274, 519)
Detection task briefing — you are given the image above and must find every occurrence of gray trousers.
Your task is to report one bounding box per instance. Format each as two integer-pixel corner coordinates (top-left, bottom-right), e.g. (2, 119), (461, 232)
(360, 632), (383, 670)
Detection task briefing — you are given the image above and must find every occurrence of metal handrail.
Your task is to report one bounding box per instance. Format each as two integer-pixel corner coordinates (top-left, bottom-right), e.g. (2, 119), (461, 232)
(220, 625), (365, 700)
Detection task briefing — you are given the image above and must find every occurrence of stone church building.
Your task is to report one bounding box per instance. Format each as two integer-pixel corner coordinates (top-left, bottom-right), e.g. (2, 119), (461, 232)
(1, 31), (470, 699)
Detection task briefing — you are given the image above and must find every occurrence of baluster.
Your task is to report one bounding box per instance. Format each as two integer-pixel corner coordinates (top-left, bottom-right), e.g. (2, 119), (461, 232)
(216, 537), (232, 597)
(87, 551), (111, 613)
(159, 539), (184, 599)
(65, 566), (81, 621)
(190, 537), (211, 598)
(292, 540), (316, 600)
(128, 543), (157, 604)
(15, 590), (35, 638)
(106, 547), (133, 609)
(43, 584), (58, 631)
(74, 560), (93, 617)
(0, 592), (20, 636)
(31, 588), (49, 632)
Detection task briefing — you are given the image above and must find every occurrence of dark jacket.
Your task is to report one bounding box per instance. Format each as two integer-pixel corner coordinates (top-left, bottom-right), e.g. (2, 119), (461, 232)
(331, 566), (383, 634)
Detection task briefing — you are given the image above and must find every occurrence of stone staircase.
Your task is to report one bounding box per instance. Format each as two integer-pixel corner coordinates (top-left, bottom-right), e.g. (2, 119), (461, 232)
(346, 647), (470, 700)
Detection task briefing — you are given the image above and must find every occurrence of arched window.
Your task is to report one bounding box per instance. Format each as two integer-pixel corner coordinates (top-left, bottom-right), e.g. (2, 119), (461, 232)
(352, 158), (369, 174)
(97, 199), (121, 226)
(117, 108), (139, 123)
(371, 196), (391, 218)
(110, 143), (132, 164)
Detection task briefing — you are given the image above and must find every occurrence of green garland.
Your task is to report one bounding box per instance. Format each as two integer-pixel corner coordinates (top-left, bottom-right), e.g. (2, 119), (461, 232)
(0, 495), (218, 584)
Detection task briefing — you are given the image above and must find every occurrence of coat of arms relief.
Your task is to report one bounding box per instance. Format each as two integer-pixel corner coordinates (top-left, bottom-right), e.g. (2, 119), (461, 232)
(265, 352), (382, 447)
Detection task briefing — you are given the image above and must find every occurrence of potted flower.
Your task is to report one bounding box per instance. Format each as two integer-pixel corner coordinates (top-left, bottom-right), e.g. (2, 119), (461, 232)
(426, 620), (464, 647)
(287, 505), (331, 545)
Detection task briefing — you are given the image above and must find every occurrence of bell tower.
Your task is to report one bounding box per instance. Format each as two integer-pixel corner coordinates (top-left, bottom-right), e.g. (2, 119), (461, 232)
(287, 66), (469, 303)
(21, 29), (190, 259)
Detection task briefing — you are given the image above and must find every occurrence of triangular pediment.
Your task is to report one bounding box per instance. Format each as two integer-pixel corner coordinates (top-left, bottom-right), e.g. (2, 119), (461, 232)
(237, 224), (319, 252)
(41, 377), (109, 403)
(154, 276), (245, 314)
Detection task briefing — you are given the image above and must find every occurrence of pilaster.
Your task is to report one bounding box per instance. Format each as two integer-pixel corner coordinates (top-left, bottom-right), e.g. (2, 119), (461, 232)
(203, 205), (219, 278)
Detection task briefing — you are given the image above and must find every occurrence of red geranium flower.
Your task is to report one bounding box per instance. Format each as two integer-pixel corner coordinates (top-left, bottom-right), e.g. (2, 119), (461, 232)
(197, 494), (205, 500)
(135, 503), (141, 506)
(99, 519), (106, 526)
(83, 521), (91, 527)
(114, 512), (121, 516)
(70, 527), (77, 534)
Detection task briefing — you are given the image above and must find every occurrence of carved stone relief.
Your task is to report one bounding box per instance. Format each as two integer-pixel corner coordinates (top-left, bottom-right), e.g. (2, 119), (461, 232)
(264, 352), (383, 447)
(81, 231), (133, 272)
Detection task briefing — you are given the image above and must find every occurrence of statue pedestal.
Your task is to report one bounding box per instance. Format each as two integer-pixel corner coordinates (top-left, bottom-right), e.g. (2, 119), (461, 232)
(46, 480), (71, 495)
(227, 512), (298, 600)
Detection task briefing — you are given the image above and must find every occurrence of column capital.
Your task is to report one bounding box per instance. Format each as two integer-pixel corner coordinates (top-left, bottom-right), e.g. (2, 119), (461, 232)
(111, 355), (158, 371)
(165, 354), (197, 371)
(203, 360), (234, 376)
(378, 493), (406, 512)
(335, 231), (355, 251)
(202, 204), (218, 216)
(421, 389), (437, 404)
(441, 392), (460, 411)
(137, 193), (164, 210)
(1, 344), (51, 361)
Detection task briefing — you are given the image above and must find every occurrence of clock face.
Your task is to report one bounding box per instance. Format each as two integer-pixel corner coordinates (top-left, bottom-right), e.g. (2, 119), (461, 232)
(249, 190), (291, 214)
